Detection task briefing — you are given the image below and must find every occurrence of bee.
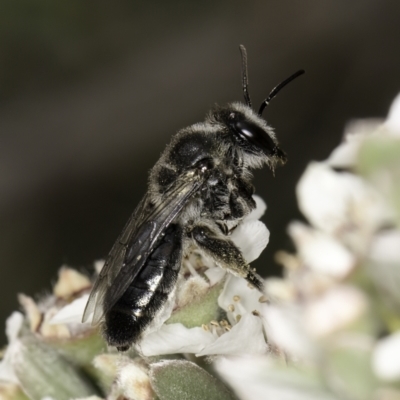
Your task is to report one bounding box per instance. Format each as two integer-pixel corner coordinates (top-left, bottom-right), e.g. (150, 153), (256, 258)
(82, 46), (304, 351)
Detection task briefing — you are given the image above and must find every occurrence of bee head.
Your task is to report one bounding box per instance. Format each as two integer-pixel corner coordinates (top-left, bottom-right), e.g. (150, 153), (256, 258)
(211, 103), (287, 169)
(212, 45), (303, 170)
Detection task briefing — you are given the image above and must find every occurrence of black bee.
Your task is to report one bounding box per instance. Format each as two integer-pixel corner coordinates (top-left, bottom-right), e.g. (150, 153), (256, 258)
(82, 46), (304, 351)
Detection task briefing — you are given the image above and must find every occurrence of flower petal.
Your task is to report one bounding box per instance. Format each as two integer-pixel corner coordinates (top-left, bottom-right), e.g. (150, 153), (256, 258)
(230, 220), (269, 263)
(262, 304), (316, 359)
(384, 92), (400, 136)
(53, 267), (91, 300)
(215, 356), (336, 400)
(5, 312), (24, 343)
(0, 312), (23, 384)
(244, 195), (267, 221)
(372, 332), (400, 380)
(49, 294), (89, 325)
(326, 120), (382, 168)
(304, 286), (367, 337)
(139, 323), (215, 356)
(288, 222), (356, 279)
(369, 229), (400, 264)
(218, 275), (263, 325)
(297, 162), (389, 251)
(196, 314), (267, 356)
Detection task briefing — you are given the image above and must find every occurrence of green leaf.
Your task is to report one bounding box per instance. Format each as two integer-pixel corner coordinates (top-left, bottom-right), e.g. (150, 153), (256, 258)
(326, 344), (378, 400)
(12, 334), (97, 400)
(149, 360), (234, 400)
(166, 282), (223, 328)
(47, 330), (106, 365)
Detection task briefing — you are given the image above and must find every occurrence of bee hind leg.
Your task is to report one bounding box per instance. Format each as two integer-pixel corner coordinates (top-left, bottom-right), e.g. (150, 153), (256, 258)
(190, 225), (264, 292)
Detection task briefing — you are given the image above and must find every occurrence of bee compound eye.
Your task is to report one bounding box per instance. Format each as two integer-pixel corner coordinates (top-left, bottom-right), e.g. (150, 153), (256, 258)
(233, 119), (277, 156)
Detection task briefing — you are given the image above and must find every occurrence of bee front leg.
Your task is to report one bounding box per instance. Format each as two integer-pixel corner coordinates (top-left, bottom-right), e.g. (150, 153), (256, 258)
(191, 225), (264, 292)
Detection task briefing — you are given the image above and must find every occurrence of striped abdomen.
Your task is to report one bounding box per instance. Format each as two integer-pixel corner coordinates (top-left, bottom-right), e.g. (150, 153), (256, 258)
(104, 224), (183, 351)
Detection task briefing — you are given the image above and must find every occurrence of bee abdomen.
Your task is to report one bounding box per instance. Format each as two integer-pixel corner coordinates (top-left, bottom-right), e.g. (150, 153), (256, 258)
(104, 224), (183, 351)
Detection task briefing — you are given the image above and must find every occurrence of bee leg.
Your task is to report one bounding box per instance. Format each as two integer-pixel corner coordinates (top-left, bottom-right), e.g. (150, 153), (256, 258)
(191, 225), (264, 292)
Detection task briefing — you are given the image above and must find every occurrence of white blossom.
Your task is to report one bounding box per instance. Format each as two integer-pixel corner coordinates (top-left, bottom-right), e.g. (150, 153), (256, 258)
(139, 324), (216, 356)
(296, 162), (390, 252)
(288, 221), (355, 279)
(215, 356), (337, 400)
(262, 304), (317, 359)
(384, 92), (400, 135)
(0, 312), (23, 384)
(303, 285), (367, 337)
(196, 314), (268, 356)
(326, 119), (382, 169)
(50, 294), (90, 325)
(139, 195), (270, 357)
(372, 332), (400, 381)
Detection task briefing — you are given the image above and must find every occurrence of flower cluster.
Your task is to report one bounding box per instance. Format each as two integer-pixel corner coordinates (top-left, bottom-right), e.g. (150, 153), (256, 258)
(0, 197), (271, 400)
(216, 95), (400, 400)
(1, 95), (400, 400)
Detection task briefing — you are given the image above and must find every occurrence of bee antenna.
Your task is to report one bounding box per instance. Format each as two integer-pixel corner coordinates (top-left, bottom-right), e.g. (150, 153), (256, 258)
(239, 45), (252, 108)
(258, 69), (305, 116)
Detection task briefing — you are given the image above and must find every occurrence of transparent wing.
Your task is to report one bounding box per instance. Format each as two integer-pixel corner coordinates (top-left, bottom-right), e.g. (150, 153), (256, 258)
(82, 195), (148, 324)
(82, 171), (204, 325)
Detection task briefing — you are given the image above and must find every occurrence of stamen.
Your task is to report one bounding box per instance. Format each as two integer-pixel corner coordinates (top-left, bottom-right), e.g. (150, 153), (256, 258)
(247, 283), (255, 290)
(258, 295), (269, 303)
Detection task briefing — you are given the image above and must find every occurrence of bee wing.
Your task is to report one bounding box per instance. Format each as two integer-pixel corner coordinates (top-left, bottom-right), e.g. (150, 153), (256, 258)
(82, 194), (149, 325)
(82, 171), (204, 325)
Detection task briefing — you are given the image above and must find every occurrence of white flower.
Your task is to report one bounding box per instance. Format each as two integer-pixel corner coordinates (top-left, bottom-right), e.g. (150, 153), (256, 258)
(372, 332), (400, 381)
(230, 220), (270, 263)
(196, 314), (268, 356)
(326, 119), (382, 169)
(49, 294), (90, 325)
(368, 229), (400, 264)
(288, 221), (355, 279)
(139, 324), (216, 356)
(140, 275), (269, 357)
(215, 356), (337, 400)
(303, 285), (367, 337)
(384, 92), (400, 135)
(296, 162), (390, 252)
(0, 312), (24, 384)
(140, 313), (268, 357)
(326, 92), (400, 169)
(139, 195), (270, 357)
(230, 194), (270, 264)
(218, 275), (264, 323)
(366, 229), (400, 309)
(262, 304), (317, 359)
